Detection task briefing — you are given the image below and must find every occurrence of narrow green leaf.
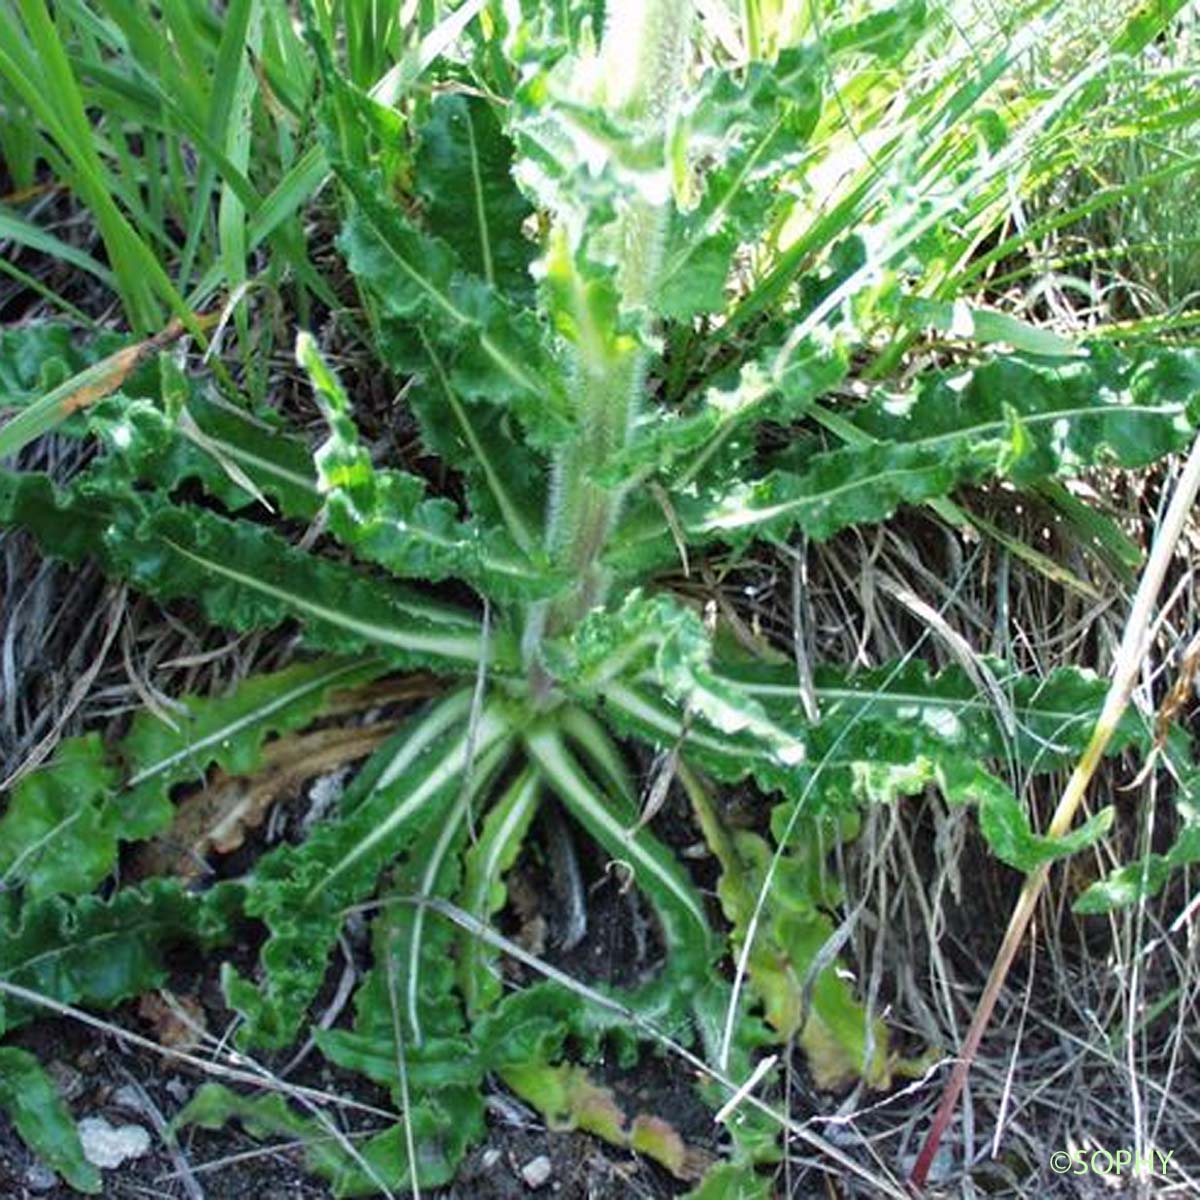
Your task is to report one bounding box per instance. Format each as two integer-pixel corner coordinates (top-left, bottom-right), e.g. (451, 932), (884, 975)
(0, 206), (114, 289)
(417, 92), (536, 301)
(299, 332), (561, 601)
(457, 768), (541, 1015)
(0, 1047), (101, 1194)
(899, 296), (1079, 357)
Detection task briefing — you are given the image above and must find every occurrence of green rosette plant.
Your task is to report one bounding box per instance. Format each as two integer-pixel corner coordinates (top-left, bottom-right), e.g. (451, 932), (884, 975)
(2, 0), (1198, 1193)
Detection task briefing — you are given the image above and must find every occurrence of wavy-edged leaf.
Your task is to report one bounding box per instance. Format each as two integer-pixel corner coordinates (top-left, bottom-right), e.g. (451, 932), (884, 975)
(339, 198), (569, 450)
(299, 332), (560, 602)
(824, 0), (929, 59)
(90, 392), (320, 519)
(404, 333), (546, 554)
(416, 92), (536, 302)
(474, 979), (616, 1075)
(597, 657), (1143, 817)
(655, 48), (822, 319)
(688, 976), (781, 1162)
(0, 879), (239, 1037)
(595, 331), (847, 493)
(307, 21), (569, 451)
(312, 795), (496, 1188)
(980, 792), (1115, 874)
(612, 342), (1200, 566)
(315, 899), (484, 1095)
(2, 467), (498, 673)
(105, 504), (501, 670)
(0, 735), (117, 900)
(225, 691), (512, 1048)
(683, 1161), (772, 1200)
(615, 438), (981, 568)
(0, 468), (109, 560)
(852, 342), (1200, 483)
(498, 1056), (712, 1180)
(119, 657), (385, 835)
(175, 1079), (482, 1197)
(1075, 777), (1200, 914)
(0, 1047), (101, 1194)
(315, 882), (490, 1188)
(552, 592), (807, 770)
(0, 320), (194, 459)
(0, 321), (124, 412)
(0, 323), (320, 518)
(730, 656), (1145, 773)
(688, 777), (889, 1089)
(191, 396), (319, 515)
(1, 658), (384, 901)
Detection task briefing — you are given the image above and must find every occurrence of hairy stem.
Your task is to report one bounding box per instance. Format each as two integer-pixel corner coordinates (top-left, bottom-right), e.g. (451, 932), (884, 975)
(533, 0), (692, 652)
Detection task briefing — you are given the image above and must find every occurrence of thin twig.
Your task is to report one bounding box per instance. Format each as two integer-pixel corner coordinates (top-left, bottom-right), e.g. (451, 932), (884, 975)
(0, 978), (396, 1121)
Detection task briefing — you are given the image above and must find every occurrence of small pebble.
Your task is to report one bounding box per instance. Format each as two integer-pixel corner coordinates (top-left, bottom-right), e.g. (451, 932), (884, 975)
(520, 1154), (552, 1190)
(24, 1163), (59, 1192)
(480, 1148), (502, 1171)
(78, 1116), (152, 1169)
(302, 768), (350, 833)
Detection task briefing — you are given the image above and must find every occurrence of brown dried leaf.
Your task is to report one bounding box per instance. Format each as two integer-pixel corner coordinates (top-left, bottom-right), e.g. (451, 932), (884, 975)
(136, 992), (207, 1051)
(131, 723), (394, 880)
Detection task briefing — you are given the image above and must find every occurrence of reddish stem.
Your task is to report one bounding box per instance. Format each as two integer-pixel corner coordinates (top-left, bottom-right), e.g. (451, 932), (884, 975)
(908, 861), (1049, 1188)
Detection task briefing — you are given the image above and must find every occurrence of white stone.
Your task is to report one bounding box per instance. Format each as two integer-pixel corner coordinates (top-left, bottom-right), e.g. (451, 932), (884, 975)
(77, 1116), (152, 1169)
(24, 1162), (59, 1192)
(520, 1154), (552, 1190)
